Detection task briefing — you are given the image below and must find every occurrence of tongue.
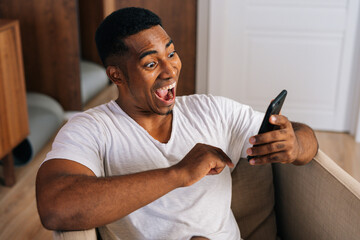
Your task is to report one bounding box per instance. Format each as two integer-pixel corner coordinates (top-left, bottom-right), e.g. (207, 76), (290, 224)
(156, 89), (169, 99)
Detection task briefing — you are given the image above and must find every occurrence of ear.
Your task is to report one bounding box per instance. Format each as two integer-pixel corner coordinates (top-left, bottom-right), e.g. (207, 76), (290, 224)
(106, 66), (126, 85)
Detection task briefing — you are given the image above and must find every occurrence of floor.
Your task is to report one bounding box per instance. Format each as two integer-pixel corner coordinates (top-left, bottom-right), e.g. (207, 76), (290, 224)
(1, 84), (360, 239)
(315, 131), (360, 182)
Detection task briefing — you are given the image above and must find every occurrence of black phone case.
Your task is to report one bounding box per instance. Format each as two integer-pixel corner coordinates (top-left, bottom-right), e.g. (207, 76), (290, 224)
(247, 90), (287, 160)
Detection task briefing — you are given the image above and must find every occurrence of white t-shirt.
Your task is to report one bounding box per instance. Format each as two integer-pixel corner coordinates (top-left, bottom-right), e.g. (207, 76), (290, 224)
(45, 94), (263, 240)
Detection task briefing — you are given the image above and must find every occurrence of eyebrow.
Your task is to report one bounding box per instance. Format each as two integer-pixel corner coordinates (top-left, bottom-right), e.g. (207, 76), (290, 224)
(166, 39), (173, 48)
(139, 39), (173, 60)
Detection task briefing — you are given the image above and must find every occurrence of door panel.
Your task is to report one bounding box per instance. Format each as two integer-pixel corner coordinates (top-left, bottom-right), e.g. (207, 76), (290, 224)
(207, 0), (359, 131)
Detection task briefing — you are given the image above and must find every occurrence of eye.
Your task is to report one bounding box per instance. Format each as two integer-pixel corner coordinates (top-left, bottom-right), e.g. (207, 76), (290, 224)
(168, 51), (176, 58)
(145, 62), (157, 68)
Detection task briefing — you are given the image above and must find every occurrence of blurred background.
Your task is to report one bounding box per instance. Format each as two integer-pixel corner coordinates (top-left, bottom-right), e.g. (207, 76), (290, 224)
(0, 0), (359, 239)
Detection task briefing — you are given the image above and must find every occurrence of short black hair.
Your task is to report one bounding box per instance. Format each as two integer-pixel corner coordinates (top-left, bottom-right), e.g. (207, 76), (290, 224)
(95, 7), (162, 66)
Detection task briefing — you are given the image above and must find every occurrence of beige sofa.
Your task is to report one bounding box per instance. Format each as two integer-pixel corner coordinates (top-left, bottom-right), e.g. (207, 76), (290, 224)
(53, 150), (360, 239)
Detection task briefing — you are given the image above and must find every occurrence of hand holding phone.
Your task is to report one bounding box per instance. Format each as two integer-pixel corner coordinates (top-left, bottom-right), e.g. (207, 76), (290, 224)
(247, 90), (287, 160)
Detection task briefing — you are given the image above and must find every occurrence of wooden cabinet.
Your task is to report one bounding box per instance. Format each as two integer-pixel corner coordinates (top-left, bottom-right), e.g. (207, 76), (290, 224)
(0, 20), (29, 186)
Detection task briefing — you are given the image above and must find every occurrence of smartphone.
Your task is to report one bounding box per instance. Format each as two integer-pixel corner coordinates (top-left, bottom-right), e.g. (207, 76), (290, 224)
(247, 89), (287, 160)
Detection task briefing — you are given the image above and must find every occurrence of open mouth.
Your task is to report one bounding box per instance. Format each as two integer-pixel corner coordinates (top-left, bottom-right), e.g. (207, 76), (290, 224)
(155, 82), (176, 102)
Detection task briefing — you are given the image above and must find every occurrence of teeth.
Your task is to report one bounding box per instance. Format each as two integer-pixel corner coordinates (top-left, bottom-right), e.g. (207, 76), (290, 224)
(158, 82), (176, 91)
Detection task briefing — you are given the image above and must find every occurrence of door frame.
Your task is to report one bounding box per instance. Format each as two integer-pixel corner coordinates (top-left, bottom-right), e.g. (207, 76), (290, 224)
(348, 0), (360, 142)
(196, 0), (209, 94)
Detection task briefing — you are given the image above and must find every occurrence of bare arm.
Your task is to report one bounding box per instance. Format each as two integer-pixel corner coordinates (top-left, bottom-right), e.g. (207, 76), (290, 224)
(36, 143), (233, 231)
(246, 115), (318, 165)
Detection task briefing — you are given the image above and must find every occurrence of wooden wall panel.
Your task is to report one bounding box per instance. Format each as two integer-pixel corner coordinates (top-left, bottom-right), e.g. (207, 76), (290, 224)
(79, 0), (105, 66)
(79, 0), (197, 96)
(0, 20), (29, 159)
(0, 0), (82, 110)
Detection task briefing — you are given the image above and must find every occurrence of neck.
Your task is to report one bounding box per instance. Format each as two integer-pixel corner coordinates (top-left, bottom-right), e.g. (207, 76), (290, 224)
(115, 99), (173, 143)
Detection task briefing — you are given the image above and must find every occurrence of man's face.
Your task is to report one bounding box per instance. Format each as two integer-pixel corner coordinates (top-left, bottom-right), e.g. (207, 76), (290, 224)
(118, 25), (182, 116)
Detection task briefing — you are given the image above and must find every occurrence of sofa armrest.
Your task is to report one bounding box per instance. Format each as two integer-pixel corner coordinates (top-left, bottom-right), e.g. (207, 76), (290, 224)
(273, 149), (360, 239)
(53, 226), (117, 239)
(53, 228), (97, 240)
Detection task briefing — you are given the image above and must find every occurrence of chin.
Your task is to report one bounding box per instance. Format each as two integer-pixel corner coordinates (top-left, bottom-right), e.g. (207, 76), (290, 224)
(164, 109), (173, 116)
(157, 105), (174, 116)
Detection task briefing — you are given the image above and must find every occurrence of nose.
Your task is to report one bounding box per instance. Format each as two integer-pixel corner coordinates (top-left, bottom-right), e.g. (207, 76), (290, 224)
(159, 59), (176, 80)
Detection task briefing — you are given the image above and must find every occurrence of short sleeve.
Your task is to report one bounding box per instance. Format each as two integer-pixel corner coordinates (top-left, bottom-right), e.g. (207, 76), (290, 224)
(43, 113), (106, 177)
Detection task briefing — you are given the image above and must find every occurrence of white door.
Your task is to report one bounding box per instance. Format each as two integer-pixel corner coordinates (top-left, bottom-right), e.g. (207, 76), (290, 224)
(203, 0), (360, 132)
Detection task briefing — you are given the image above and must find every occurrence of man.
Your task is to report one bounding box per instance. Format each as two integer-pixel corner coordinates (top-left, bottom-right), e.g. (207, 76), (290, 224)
(36, 7), (318, 240)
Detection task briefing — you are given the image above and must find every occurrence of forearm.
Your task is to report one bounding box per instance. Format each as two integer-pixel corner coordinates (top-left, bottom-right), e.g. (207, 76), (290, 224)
(36, 167), (180, 230)
(291, 122), (319, 165)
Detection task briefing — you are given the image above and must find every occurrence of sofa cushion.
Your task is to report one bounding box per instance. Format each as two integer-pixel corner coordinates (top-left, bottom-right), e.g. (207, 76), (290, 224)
(231, 158), (277, 240)
(12, 93), (64, 166)
(80, 60), (109, 104)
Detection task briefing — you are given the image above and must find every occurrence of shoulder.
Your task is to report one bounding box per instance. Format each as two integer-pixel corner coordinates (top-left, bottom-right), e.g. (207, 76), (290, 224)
(176, 94), (263, 127)
(176, 94), (223, 108)
(175, 94), (251, 114)
(176, 94), (224, 103)
(68, 101), (118, 124)
(61, 101), (120, 137)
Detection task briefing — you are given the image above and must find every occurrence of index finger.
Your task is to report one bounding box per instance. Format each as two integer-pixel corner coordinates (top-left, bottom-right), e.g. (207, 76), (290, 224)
(250, 128), (287, 146)
(213, 147), (234, 168)
(269, 115), (291, 129)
